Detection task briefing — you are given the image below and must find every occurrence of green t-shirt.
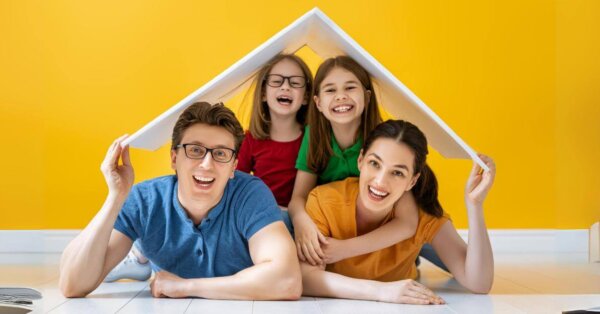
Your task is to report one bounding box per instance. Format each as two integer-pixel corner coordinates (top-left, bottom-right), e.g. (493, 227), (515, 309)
(295, 126), (362, 184)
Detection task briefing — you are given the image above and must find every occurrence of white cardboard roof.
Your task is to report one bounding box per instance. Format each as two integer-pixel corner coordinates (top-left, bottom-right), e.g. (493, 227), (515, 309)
(123, 7), (487, 170)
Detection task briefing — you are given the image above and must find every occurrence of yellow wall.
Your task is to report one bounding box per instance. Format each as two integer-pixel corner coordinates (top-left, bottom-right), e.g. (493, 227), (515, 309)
(0, 1), (597, 229)
(555, 0), (600, 227)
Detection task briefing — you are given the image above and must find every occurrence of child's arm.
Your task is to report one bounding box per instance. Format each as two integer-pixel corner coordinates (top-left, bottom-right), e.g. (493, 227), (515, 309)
(288, 170), (324, 266)
(322, 192), (419, 264)
(236, 133), (253, 173)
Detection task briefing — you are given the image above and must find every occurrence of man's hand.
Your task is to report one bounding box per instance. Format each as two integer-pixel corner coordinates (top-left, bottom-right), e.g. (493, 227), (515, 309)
(150, 271), (188, 298)
(100, 135), (134, 199)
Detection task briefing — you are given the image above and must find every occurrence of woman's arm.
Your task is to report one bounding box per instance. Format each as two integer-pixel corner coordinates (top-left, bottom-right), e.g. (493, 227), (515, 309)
(430, 155), (496, 294)
(287, 170), (326, 265)
(301, 262), (444, 304)
(322, 192), (418, 263)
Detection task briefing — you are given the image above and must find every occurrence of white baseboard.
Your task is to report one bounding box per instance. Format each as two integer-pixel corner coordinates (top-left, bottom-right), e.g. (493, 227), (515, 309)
(457, 229), (588, 253)
(0, 230), (79, 253)
(0, 229), (589, 254)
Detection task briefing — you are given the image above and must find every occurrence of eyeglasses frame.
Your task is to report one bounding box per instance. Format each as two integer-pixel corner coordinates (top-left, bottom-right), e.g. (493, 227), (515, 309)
(264, 74), (307, 88)
(175, 143), (237, 163)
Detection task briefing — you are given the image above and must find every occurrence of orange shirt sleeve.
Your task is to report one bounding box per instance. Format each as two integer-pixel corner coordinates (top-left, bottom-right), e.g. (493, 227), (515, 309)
(305, 188), (332, 237)
(419, 212), (451, 244)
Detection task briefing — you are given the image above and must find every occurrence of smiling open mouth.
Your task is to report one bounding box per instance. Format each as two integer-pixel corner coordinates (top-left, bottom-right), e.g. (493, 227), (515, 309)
(276, 95), (293, 105)
(332, 105), (353, 113)
(368, 185), (389, 200)
(193, 175), (215, 187)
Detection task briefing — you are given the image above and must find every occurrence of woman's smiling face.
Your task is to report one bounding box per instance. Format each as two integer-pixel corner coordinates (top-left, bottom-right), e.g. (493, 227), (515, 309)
(357, 138), (420, 214)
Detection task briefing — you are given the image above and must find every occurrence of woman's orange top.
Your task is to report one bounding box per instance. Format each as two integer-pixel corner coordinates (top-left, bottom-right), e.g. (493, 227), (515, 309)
(305, 177), (450, 281)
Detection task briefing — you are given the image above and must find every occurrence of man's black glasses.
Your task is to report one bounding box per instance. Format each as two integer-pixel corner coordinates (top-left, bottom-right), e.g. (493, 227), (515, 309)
(176, 144), (236, 163)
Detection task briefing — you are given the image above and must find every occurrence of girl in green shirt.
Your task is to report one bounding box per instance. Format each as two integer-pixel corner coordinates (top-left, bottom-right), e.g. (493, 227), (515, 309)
(288, 56), (421, 266)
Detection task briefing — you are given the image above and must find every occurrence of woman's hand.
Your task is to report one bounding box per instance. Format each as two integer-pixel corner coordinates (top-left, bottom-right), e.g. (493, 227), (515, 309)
(378, 279), (445, 305)
(465, 154), (496, 210)
(100, 135), (134, 199)
(293, 213), (328, 266)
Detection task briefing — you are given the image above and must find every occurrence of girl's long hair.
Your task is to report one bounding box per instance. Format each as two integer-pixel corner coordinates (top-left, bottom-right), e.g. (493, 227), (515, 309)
(307, 56), (382, 173)
(249, 54), (313, 140)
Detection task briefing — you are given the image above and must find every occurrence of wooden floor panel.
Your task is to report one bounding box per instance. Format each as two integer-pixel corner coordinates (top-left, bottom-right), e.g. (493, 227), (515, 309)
(1, 252), (597, 314)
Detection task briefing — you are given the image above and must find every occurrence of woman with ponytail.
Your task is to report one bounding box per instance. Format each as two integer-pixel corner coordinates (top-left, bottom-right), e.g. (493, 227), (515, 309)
(300, 120), (496, 304)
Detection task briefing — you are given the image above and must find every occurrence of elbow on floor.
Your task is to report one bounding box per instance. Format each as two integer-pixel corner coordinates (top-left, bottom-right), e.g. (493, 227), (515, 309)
(59, 277), (89, 298)
(281, 275), (303, 300)
(271, 273), (302, 300)
(463, 274), (494, 295)
(251, 271), (302, 300)
(468, 282), (493, 294)
(59, 284), (88, 298)
(470, 287), (491, 294)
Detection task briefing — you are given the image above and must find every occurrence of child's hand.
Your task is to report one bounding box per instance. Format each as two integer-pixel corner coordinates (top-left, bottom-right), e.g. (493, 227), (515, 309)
(321, 237), (347, 264)
(293, 213), (328, 266)
(393, 192), (419, 238)
(465, 154), (496, 210)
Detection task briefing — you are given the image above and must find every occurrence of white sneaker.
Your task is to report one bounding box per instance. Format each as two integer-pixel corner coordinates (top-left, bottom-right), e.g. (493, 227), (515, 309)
(103, 251), (152, 282)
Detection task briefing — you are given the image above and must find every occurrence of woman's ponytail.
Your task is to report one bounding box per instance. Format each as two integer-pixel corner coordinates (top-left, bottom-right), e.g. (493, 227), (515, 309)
(412, 164), (443, 217)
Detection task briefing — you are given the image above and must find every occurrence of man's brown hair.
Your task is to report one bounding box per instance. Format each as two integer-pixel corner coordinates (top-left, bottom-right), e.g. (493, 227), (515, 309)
(171, 102), (245, 152)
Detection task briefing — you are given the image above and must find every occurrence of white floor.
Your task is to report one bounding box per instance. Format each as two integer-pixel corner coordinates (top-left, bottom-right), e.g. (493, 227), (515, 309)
(1, 252), (599, 314)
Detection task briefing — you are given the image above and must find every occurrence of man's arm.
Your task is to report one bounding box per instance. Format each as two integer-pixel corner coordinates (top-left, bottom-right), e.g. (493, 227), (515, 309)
(151, 221), (302, 300)
(60, 225), (132, 297)
(300, 262), (443, 304)
(59, 135), (135, 297)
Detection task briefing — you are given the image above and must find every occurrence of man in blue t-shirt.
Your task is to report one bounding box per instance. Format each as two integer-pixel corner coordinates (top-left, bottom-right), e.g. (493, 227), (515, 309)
(59, 102), (301, 300)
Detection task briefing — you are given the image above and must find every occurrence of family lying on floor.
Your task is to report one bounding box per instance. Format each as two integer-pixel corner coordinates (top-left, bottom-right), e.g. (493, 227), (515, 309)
(59, 55), (496, 304)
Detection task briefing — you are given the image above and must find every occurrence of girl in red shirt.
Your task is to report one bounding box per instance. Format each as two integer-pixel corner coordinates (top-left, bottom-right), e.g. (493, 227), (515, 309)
(236, 54), (313, 208)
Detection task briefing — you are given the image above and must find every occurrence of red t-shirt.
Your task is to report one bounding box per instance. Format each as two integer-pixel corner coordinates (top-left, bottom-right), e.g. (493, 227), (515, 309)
(236, 131), (303, 207)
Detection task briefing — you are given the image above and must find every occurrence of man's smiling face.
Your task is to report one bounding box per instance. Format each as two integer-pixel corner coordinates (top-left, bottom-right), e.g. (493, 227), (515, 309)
(171, 123), (238, 211)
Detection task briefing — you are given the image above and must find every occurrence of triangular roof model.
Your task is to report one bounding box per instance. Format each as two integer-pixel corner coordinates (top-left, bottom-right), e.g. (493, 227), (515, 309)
(123, 7), (488, 170)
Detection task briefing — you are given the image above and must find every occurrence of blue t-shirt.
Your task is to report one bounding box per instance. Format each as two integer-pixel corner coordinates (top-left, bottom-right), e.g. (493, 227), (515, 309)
(113, 171), (283, 279)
